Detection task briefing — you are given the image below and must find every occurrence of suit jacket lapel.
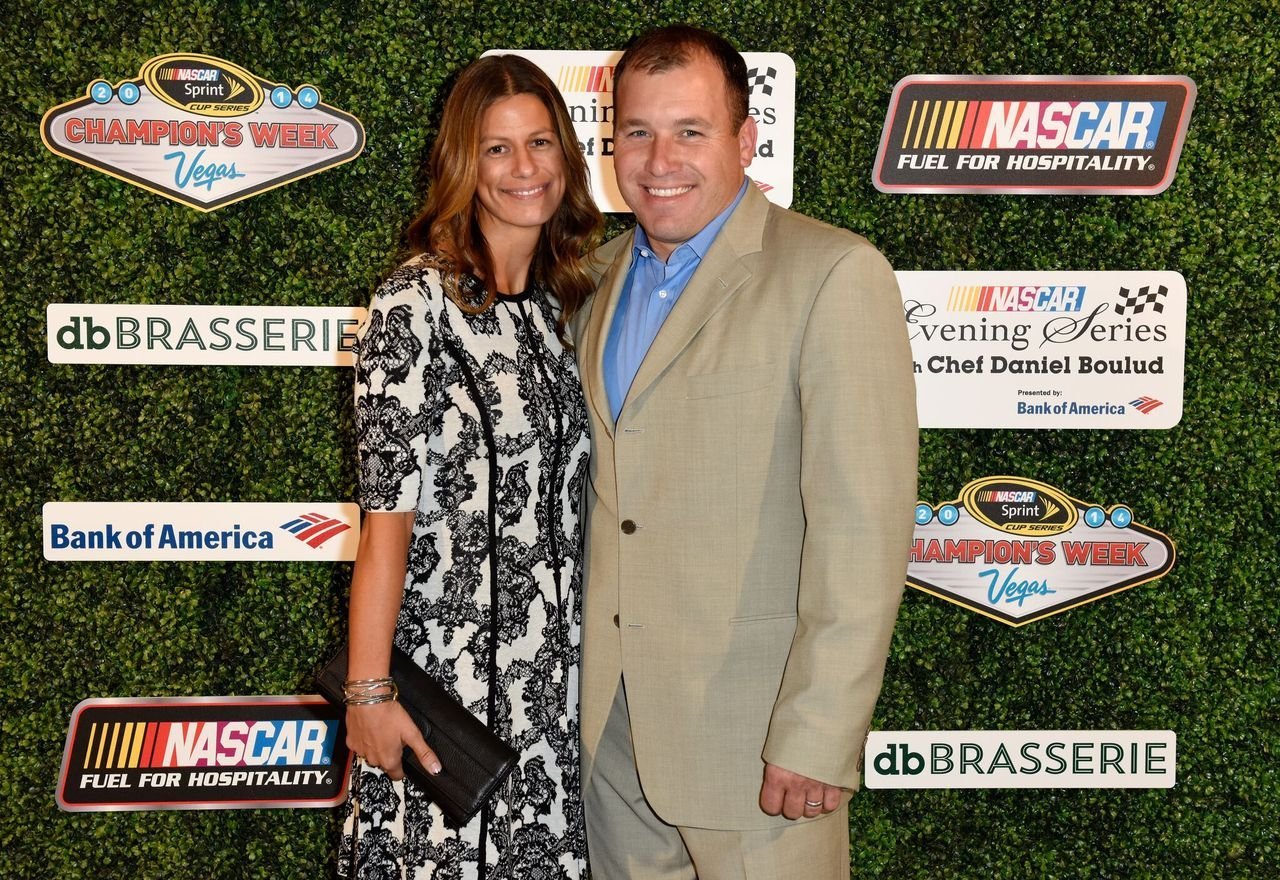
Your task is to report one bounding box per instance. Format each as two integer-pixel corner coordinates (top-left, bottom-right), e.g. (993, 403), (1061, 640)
(582, 229), (635, 440)
(623, 184), (769, 414)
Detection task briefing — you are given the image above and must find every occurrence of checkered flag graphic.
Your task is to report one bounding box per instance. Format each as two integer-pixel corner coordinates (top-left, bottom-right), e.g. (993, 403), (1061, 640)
(746, 66), (777, 95)
(1116, 284), (1168, 315)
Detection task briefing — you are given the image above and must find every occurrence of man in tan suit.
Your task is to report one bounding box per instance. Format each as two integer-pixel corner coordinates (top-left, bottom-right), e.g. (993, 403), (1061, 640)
(576, 25), (918, 878)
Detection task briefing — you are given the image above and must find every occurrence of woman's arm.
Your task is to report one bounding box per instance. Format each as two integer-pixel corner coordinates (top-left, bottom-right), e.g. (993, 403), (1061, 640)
(344, 511), (441, 779)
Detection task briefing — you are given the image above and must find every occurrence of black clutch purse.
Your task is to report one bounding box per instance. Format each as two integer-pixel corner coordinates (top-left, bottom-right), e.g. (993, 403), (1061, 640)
(317, 644), (518, 826)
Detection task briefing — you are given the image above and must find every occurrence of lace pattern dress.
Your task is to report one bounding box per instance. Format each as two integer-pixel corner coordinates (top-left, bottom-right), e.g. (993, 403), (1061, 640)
(339, 256), (590, 880)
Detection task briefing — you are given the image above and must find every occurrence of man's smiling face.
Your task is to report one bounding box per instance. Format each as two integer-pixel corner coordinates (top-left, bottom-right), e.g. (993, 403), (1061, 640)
(612, 52), (757, 260)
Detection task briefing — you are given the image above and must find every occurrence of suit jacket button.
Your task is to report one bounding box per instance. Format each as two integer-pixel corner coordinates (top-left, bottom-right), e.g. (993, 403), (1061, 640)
(612, 614), (620, 628)
(620, 519), (637, 534)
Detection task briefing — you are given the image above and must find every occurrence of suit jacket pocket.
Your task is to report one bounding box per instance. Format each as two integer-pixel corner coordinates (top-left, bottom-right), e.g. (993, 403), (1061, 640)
(686, 362), (778, 399)
(728, 611), (798, 625)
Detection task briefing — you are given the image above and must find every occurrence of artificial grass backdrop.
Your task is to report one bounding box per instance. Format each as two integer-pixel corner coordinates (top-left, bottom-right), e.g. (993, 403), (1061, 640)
(2, 1), (1275, 877)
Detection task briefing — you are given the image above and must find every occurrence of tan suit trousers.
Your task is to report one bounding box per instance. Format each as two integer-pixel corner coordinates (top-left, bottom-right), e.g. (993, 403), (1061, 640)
(584, 680), (851, 880)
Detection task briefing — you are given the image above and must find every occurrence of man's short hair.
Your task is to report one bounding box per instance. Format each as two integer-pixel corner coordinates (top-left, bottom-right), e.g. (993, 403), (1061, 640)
(614, 25), (750, 129)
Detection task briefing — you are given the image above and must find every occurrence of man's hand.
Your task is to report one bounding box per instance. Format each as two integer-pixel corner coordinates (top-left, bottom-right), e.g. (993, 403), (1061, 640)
(759, 762), (844, 819)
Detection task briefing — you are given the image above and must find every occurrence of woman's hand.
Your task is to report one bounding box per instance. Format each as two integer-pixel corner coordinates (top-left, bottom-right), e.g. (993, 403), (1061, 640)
(346, 700), (441, 780)
(344, 512), (432, 780)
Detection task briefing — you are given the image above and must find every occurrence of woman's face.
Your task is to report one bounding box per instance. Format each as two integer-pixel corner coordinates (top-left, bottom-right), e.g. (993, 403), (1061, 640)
(474, 93), (566, 254)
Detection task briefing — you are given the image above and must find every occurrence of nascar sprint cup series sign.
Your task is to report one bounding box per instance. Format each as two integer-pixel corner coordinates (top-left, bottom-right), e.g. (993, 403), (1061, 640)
(874, 75), (1196, 194)
(41, 53), (364, 211)
(909, 476), (1175, 626)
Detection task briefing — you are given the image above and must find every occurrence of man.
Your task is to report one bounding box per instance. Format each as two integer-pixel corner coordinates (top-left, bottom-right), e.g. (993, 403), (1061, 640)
(575, 25), (918, 878)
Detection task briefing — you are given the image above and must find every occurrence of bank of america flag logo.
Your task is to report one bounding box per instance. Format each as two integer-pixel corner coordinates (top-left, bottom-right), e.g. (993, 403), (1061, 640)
(747, 66), (776, 95)
(1116, 285), (1167, 314)
(281, 513), (352, 548)
(1130, 396), (1164, 414)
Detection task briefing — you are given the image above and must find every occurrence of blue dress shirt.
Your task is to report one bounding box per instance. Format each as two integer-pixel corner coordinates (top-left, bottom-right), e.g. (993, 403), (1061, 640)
(604, 181), (749, 422)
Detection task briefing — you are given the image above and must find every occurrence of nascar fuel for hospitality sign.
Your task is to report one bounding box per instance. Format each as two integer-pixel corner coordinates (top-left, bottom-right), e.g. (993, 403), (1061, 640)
(874, 75), (1196, 194)
(57, 697), (350, 811)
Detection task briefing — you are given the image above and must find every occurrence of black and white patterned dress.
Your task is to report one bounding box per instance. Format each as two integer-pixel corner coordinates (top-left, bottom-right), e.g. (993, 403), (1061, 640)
(339, 255), (590, 880)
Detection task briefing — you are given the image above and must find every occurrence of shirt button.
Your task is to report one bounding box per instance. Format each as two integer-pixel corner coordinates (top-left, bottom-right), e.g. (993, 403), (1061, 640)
(620, 519), (637, 534)
(658, 289), (668, 299)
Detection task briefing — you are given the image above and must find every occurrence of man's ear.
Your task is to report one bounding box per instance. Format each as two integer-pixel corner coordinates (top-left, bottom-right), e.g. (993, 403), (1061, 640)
(738, 115), (759, 169)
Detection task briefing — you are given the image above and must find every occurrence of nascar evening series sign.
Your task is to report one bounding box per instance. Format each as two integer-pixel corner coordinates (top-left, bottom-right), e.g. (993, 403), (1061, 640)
(48, 304), (366, 365)
(898, 270), (1186, 428)
(874, 75), (1196, 194)
(58, 697), (350, 811)
(865, 731), (1176, 789)
(908, 477), (1175, 625)
(41, 53), (365, 211)
(43, 503), (360, 561)
(484, 49), (795, 211)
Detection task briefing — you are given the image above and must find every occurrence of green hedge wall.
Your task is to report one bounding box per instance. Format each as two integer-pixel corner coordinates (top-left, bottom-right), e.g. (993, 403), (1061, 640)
(3, 1), (1276, 877)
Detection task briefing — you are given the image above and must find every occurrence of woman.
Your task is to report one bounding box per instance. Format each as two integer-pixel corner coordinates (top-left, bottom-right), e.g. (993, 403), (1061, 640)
(340, 54), (601, 879)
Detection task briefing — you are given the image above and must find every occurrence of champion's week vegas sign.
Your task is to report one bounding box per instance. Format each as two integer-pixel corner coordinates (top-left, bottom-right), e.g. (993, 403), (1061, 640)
(909, 476), (1175, 626)
(41, 53), (365, 211)
(874, 75), (1196, 194)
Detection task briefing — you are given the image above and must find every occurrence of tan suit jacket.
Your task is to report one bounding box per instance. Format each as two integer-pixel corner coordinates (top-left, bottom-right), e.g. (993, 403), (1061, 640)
(576, 185), (918, 830)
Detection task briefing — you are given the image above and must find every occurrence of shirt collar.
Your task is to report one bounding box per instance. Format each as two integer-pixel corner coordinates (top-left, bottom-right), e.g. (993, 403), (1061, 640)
(632, 178), (751, 264)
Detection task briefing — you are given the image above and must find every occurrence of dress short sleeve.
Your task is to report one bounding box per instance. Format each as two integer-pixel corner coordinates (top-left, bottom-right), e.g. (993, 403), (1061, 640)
(352, 260), (440, 512)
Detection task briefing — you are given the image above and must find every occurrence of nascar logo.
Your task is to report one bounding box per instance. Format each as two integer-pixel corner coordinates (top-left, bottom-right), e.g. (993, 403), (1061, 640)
(979, 491), (1037, 503)
(962, 477), (1078, 535)
(80, 719), (337, 770)
(557, 65), (614, 92)
(948, 284), (1085, 312)
(158, 68), (222, 82)
(899, 100), (1164, 151)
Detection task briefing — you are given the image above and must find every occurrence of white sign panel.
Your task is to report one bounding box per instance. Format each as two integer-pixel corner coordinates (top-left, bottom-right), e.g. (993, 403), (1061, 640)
(865, 731), (1177, 788)
(44, 503), (359, 561)
(898, 271), (1186, 428)
(485, 49), (795, 212)
(48, 305), (365, 366)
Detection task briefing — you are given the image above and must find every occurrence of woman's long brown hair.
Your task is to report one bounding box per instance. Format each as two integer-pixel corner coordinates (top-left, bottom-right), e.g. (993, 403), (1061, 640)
(405, 55), (602, 343)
